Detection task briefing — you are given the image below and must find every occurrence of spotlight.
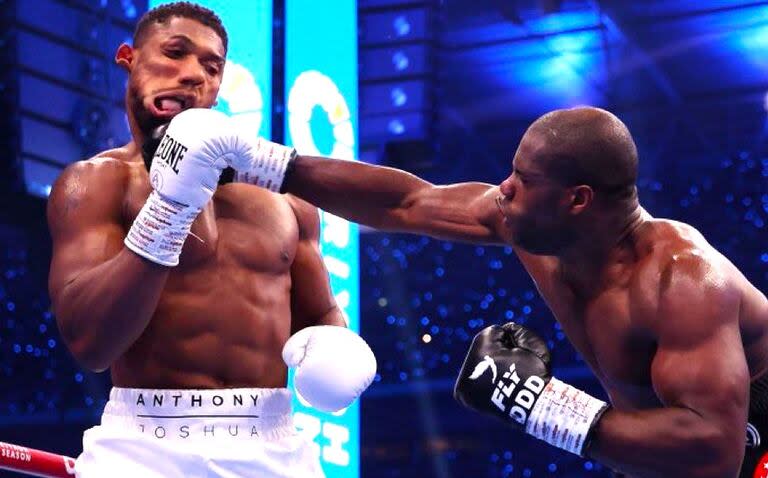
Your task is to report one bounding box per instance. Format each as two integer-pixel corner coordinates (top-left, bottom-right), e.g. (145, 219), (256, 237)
(388, 119), (405, 135)
(121, 0), (137, 19)
(392, 51), (409, 71)
(393, 16), (411, 37)
(390, 87), (407, 107)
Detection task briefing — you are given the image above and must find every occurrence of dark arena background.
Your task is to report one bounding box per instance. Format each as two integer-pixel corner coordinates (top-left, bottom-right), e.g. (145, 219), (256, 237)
(2, 0), (768, 477)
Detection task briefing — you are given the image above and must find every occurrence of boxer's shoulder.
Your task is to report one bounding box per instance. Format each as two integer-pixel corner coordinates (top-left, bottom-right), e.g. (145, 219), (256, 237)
(283, 193), (317, 219)
(61, 149), (136, 186)
(637, 217), (703, 245)
(634, 218), (718, 273)
(48, 153), (132, 225)
(284, 193), (320, 239)
(630, 219), (738, 325)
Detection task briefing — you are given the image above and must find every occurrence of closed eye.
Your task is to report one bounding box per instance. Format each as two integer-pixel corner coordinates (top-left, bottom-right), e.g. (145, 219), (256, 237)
(165, 49), (185, 59)
(204, 63), (221, 76)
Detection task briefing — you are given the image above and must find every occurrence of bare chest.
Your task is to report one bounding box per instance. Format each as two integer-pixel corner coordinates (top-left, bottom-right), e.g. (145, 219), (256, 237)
(539, 282), (660, 408)
(124, 181), (300, 273)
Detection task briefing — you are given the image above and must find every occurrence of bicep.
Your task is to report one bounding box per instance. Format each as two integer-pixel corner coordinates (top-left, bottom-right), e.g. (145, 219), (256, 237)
(49, 224), (126, 298)
(651, 322), (748, 421)
(401, 182), (558, 280)
(290, 239), (342, 330)
(288, 197), (344, 332)
(651, 274), (748, 436)
(393, 182), (507, 244)
(47, 163), (126, 301)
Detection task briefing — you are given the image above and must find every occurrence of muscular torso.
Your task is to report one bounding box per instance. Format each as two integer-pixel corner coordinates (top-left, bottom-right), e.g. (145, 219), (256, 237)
(110, 152), (304, 389)
(519, 219), (768, 412)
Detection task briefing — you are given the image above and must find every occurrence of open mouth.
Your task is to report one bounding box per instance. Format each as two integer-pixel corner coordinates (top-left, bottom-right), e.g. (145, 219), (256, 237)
(495, 196), (508, 217)
(150, 94), (193, 118)
(495, 196), (514, 227)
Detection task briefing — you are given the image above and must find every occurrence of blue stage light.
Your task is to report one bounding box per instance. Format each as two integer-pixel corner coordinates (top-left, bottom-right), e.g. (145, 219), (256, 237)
(388, 119), (405, 135)
(392, 51), (410, 71)
(391, 87), (407, 107)
(393, 15), (411, 37)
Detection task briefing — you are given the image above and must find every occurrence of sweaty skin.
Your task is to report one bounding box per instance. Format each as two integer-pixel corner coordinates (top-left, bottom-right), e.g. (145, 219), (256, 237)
(47, 17), (343, 390)
(281, 110), (768, 477)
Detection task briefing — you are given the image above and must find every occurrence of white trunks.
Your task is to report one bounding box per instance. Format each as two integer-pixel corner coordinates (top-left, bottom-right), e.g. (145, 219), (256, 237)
(75, 387), (324, 478)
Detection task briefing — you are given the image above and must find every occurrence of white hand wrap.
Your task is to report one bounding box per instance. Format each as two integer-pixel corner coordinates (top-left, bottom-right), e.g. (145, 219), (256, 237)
(232, 138), (296, 193)
(124, 191), (200, 267)
(524, 377), (608, 455)
(123, 108), (231, 266)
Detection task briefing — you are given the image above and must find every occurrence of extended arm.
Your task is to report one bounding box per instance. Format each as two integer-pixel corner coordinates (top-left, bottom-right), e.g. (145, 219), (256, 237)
(281, 155), (506, 244)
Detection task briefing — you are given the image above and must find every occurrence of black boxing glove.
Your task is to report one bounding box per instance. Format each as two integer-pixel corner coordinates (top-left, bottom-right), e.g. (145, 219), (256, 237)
(454, 322), (609, 456)
(142, 123), (235, 185)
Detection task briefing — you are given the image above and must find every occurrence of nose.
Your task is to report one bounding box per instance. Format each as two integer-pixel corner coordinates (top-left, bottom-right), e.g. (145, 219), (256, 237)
(178, 57), (205, 88)
(499, 177), (515, 201)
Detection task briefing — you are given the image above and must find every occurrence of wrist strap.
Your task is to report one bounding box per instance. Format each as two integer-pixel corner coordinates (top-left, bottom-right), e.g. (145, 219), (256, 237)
(278, 152), (298, 194)
(124, 191), (200, 267)
(525, 377), (608, 455)
(234, 139), (296, 192)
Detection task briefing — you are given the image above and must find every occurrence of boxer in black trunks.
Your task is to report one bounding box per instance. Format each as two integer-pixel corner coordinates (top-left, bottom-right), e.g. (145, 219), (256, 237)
(231, 106), (768, 477)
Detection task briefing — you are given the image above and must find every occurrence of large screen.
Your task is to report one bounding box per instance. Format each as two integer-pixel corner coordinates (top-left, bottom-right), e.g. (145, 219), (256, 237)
(285, 1), (360, 478)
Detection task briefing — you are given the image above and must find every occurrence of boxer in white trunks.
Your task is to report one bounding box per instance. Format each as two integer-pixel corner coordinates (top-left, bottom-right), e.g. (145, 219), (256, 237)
(46, 3), (375, 476)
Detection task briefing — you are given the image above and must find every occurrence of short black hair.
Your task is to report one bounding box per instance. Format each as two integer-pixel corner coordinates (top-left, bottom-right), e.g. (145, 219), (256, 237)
(133, 2), (228, 53)
(528, 107), (638, 199)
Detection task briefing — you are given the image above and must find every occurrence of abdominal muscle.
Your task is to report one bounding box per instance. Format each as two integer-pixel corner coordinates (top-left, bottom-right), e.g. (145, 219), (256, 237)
(110, 266), (294, 390)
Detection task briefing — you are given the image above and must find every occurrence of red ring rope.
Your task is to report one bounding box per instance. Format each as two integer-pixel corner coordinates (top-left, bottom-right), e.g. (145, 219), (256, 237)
(0, 441), (75, 477)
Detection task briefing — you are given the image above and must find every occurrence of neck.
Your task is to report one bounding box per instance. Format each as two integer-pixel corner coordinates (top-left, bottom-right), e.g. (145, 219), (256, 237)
(124, 91), (155, 162)
(557, 202), (647, 294)
(126, 106), (147, 153)
(120, 127), (143, 163)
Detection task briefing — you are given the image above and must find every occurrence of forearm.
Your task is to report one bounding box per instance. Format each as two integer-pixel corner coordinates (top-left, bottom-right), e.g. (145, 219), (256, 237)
(54, 248), (170, 371)
(588, 408), (742, 478)
(316, 307), (347, 328)
(282, 155), (432, 230)
(291, 306), (347, 336)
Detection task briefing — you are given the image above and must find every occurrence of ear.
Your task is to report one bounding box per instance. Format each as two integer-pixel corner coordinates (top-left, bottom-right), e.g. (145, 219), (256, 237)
(115, 43), (134, 71)
(568, 185), (593, 215)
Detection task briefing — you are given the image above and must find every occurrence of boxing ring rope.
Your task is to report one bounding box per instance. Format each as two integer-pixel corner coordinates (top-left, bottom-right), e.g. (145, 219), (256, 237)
(0, 441), (75, 477)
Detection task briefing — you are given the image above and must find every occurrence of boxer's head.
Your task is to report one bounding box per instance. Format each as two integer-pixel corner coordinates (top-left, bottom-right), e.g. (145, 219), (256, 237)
(116, 2), (228, 138)
(497, 107), (639, 255)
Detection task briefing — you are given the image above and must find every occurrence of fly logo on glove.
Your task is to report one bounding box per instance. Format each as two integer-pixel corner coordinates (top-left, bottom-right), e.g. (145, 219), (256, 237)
(153, 133), (189, 174)
(468, 356), (498, 382)
(491, 362), (546, 425)
(455, 322), (609, 456)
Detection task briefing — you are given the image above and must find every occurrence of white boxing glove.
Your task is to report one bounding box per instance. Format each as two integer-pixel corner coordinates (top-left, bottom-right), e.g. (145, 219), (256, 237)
(125, 108), (238, 266)
(282, 326), (377, 412)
